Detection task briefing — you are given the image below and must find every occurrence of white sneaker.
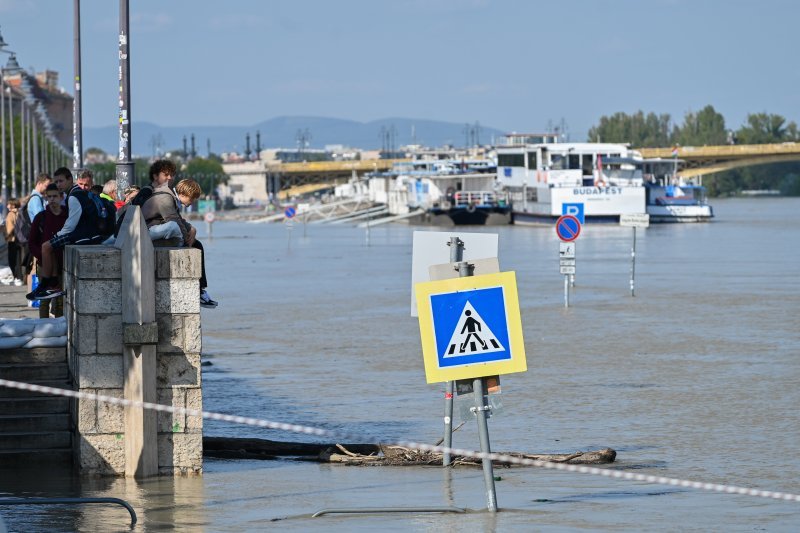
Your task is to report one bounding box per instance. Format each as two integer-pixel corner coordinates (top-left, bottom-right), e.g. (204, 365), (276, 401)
(0, 277), (12, 286)
(13, 278), (23, 286)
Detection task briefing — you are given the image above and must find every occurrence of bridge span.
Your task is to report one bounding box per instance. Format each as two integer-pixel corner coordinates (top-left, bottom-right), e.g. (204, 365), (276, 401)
(639, 143), (800, 178)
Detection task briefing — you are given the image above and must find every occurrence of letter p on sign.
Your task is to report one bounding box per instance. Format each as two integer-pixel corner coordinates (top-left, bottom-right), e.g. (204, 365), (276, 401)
(562, 203), (585, 224)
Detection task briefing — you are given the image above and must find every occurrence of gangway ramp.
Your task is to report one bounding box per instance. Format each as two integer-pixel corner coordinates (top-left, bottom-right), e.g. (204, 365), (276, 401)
(357, 209), (425, 227)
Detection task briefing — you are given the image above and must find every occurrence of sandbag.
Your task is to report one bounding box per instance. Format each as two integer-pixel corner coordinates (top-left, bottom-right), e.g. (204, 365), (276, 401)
(0, 336), (33, 349)
(0, 320), (36, 337)
(23, 335), (68, 348)
(31, 317), (68, 338)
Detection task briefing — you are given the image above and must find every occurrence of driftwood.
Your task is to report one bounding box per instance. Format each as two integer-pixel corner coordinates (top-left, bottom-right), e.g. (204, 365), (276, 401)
(203, 437), (615, 466)
(322, 445), (616, 466)
(203, 437), (378, 460)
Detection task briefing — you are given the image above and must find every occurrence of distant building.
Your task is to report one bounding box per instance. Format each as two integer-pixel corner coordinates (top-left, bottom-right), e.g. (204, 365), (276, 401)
(219, 160), (270, 206)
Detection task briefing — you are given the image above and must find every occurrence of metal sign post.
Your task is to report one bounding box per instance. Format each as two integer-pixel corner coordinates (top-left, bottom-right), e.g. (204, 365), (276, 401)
(284, 206), (296, 250)
(442, 236), (464, 467)
(204, 212), (215, 239)
(556, 217), (580, 308)
(620, 214), (649, 297)
(416, 272), (527, 512)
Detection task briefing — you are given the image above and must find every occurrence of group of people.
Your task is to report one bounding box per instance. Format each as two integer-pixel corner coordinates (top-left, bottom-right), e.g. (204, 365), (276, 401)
(2, 159), (217, 316)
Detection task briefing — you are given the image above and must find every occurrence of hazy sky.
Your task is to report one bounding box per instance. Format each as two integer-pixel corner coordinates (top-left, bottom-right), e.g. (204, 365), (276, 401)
(1, 0), (797, 140)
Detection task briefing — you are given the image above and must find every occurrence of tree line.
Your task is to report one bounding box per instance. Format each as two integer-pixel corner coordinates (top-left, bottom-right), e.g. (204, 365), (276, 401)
(587, 106), (800, 196)
(85, 149), (228, 199)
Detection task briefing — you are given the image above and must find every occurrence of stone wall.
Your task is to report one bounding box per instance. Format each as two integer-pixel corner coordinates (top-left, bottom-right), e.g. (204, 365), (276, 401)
(65, 245), (203, 476)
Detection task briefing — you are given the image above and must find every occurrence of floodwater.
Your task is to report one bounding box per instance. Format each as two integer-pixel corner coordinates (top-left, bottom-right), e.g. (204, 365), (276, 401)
(1, 197), (799, 531)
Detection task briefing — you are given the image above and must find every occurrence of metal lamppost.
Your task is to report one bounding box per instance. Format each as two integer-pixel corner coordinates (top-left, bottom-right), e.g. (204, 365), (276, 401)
(115, 0), (133, 197)
(0, 26), (8, 203)
(73, 0), (83, 170)
(5, 53), (21, 199)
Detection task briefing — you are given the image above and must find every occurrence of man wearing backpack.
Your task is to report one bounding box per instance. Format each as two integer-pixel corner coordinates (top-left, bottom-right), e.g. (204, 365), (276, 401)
(20, 174), (53, 290)
(26, 167), (105, 301)
(26, 173), (51, 224)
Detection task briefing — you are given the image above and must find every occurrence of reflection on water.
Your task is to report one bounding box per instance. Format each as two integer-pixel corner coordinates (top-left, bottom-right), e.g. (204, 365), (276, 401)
(1, 198), (799, 530)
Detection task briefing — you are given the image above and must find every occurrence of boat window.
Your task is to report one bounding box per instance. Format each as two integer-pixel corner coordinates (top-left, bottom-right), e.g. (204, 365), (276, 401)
(498, 153), (524, 168)
(581, 155), (594, 174)
(550, 154), (565, 170)
(526, 152), (537, 169)
(568, 154), (580, 170)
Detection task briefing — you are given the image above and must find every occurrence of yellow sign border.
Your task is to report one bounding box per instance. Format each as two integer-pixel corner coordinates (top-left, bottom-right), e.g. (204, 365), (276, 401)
(415, 271), (527, 383)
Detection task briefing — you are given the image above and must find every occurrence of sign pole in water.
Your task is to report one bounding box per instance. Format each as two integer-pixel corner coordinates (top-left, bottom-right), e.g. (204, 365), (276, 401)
(442, 236), (464, 467)
(556, 215), (580, 307)
(620, 214), (649, 297)
(284, 206), (296, 250)
(416, 272), (527, 512)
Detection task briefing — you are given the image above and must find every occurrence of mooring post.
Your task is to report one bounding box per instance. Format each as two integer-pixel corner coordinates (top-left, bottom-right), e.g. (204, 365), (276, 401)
(473, 375), (498, 512)
(442, 236), (464, 467)
(115, 206), (158, 478)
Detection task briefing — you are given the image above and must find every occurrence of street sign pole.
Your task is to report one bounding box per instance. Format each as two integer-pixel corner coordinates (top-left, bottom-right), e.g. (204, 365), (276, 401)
(620, 214), (649, 297)
(564, 273), (570, 308)
(452, 259), (499, 512)
(630, 227), (637, 297)
(473, 375), (497, 512)
(442, 236), (464, 467)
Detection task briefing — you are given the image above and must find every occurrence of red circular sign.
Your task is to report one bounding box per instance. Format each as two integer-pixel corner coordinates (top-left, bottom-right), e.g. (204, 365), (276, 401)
(555, 215), (581, 242)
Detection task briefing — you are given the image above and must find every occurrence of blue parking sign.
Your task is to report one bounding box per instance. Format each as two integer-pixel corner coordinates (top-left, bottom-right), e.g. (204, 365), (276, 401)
(562, 203), (584, 224)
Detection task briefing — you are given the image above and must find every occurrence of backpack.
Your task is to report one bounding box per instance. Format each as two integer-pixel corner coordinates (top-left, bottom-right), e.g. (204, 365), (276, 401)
(14, 194), (43, 245)
(85, 192), (117, 236)
(130, 185), (153, 207)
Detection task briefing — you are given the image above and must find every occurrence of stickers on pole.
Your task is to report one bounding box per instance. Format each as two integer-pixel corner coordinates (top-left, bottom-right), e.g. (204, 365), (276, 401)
(415, 272), (526, 383)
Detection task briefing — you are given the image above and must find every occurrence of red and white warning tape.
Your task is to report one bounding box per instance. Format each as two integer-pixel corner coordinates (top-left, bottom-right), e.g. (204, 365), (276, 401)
(1, 377), (798, 503)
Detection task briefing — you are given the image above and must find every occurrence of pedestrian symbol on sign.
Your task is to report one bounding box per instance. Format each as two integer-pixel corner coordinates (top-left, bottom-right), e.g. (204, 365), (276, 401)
(444, 302), (504, 357)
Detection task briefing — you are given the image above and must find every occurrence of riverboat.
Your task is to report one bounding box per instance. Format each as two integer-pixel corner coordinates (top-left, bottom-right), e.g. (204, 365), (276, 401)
(374, 160), (511, 225)
(495, 134), (713, 224)
(496, 135), (645, 224)
(641, 158), (714, 222)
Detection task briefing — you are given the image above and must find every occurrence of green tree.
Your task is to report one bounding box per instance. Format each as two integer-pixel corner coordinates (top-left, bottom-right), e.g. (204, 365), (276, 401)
(673, 105), (728, 146)
(735, 112), (796, 144)
(587, 111), (671, 147)
(179, 157), (228, 197)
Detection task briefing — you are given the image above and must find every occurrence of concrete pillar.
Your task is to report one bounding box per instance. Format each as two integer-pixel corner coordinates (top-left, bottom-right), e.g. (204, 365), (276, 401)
(115, 207), (158, 478)
(66, 212), (203, 476)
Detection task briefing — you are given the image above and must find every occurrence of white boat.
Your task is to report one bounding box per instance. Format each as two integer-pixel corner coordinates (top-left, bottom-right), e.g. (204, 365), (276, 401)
(496, 134), (713, 224)
(373, 160), (511, 225)
(641, 159), (714, 222)
(496, 135), (646, 224)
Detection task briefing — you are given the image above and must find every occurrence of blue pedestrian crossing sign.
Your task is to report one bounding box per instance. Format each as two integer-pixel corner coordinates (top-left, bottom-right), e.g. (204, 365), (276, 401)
(415, 272), (527, 383)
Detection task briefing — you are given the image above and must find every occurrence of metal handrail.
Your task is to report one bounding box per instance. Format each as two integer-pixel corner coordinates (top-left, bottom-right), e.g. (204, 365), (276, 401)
(312, 506), (465, 517)
(0, 497), (137, 526)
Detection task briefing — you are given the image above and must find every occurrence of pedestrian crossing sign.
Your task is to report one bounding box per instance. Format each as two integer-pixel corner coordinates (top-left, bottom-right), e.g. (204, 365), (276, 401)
(415, 271), (526, 383)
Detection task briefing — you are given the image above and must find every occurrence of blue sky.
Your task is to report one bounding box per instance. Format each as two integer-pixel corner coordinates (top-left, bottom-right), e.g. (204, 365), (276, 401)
(1, 0), (797, 141)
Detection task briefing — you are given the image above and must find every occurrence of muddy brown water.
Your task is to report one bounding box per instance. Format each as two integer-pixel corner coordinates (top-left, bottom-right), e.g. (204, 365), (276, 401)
(1, 197), (799, 531)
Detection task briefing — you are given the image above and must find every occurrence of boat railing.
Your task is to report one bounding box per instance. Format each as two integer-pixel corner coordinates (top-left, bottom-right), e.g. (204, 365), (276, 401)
(452, 190), (508, 207)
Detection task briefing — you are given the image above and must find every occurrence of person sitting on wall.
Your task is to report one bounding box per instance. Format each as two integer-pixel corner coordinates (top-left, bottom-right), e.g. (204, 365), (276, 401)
(139, 160), (217, 308)
(28, 183), (69, 317)
(175, 178), (217, 309)
(26, 167), (106, 301)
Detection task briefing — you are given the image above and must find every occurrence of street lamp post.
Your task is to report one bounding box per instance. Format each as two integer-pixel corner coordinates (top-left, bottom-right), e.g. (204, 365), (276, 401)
(73, 0), (83, 170)
(115, 0), (134, 198)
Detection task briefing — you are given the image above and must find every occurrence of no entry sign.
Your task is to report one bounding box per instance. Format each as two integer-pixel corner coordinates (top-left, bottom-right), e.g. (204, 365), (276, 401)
(555, 215), (581, 242)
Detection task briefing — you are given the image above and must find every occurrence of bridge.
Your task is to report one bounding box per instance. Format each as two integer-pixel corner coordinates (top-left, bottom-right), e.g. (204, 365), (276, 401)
(639, 143), (800, 179)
